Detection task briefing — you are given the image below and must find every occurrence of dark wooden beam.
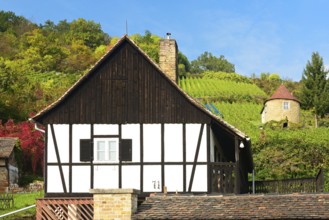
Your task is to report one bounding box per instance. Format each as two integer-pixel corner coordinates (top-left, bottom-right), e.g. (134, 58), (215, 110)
(44, 126), (48, 194)
(161, 124), (165, 192)
(140, 124), (144, 192)
(119, 124), (122, 188)
(69, 124), (72, 193)
(50, 124), (67, 193)
(188, 124), (204, 192)
(90, 124), (94, 189)
(183, 124), (186, 193)
(207, 124), (211, 193)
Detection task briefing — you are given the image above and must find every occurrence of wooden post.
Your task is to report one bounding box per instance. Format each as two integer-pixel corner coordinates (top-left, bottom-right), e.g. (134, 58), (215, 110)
(234, 137), (240, 194)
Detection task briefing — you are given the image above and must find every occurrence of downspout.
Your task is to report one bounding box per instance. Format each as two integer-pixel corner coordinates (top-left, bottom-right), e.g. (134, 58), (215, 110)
(252, 169), (255, 194)
(245, 137), (255, 194)
(28, 118), (45, 133)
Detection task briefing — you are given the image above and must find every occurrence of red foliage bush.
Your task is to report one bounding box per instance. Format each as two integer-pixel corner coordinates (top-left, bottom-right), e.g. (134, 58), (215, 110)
(0, 119), (44, 174)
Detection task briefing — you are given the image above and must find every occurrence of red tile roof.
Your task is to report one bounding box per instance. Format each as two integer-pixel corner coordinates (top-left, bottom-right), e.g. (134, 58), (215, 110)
(267, 84), (300, 103)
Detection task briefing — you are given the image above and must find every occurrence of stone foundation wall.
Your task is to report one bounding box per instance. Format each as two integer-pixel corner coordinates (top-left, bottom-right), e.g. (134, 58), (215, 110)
(0, 164), (8, 192)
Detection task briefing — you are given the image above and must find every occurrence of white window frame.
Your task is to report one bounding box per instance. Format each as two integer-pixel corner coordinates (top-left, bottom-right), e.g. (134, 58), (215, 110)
(94, 138), (119, 163)
(283, 101), (290, 110)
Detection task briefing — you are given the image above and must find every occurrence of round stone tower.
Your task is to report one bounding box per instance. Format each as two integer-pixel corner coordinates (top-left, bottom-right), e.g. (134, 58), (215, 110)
(261, 84), (301, 125)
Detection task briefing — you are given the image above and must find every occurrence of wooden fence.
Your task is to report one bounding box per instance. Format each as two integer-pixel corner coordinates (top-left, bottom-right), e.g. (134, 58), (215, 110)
(249, 169), (325, 194)
(210, 162), (236, 194)
(0, 193), (14, 209)
(36, 197), (93, 220)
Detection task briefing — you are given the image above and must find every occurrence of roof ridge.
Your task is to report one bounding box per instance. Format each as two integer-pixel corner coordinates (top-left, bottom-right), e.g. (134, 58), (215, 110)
(31, 36), (248, 140)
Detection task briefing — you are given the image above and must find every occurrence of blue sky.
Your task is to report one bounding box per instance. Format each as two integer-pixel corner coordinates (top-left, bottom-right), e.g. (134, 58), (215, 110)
(1, 0), (329, 81)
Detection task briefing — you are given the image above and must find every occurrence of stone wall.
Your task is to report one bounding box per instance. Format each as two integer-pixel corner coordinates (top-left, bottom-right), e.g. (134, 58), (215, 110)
(90, 188), (139, 220)
(0, 167), (8, 192)
(263, 99), (300, 124)
(159, 39), (178, 83)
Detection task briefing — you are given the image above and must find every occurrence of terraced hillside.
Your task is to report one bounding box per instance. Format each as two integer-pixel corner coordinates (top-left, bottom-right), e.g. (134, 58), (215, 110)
(179, 75), (329, 185)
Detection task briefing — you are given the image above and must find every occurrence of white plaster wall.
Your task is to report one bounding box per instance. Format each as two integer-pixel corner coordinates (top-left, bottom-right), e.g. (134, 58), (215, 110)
(47, 124), (56, 163)
(72, 125), (91, 163)
(164, 124), (183, 162)
(186, 124), (207, 162)
(94, 165), (118, 189)
(143, 124), (161, 162)
(165, 165), (183, 192)
(186, 165), (207, 192)
(122, 165), (140, 190)
(94, 124), (118, 135)
(143, 165), (161, 192)
(72, 166), (90, 192)
(122, 124), (140, 162)
(53, 125), (69, 163)
(47, 165), (69, 193)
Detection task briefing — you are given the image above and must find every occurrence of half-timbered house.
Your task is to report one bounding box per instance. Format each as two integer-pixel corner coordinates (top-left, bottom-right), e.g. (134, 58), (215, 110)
(31, 35), (253, 198)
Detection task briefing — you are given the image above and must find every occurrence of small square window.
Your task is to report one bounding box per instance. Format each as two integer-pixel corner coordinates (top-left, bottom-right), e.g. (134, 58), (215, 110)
(94, 138), (118, 162)
(283, 102), (290, 110)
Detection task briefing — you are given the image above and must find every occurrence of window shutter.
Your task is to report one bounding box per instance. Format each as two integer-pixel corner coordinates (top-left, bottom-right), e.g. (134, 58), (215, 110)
(80, 139), (92, 161)
(120, 139), (132, 161)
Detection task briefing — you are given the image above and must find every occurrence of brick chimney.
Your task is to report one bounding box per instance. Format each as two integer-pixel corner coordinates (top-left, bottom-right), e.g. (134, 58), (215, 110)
(90, 188), (139, 220)
(159, 33), (178, 83)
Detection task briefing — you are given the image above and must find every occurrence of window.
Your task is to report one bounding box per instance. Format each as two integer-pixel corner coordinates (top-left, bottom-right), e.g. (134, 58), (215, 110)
(94, 138), (119, 162)
(283, 101), (290, 110)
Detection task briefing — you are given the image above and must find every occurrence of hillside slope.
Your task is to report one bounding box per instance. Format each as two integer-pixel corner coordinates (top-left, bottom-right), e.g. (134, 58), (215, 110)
(179, 74), (329, 184)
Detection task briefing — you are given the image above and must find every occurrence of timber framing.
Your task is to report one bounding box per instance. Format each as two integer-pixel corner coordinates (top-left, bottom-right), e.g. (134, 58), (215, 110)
(44, 123), (216, 196)
(32, 35), (254, 197)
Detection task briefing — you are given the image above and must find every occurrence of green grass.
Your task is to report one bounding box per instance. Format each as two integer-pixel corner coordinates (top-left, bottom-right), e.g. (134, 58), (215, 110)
(0, 191), (44, 219)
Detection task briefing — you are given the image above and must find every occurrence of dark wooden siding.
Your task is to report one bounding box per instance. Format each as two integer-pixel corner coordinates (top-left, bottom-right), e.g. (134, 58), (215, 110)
(38, 41), (211, 124)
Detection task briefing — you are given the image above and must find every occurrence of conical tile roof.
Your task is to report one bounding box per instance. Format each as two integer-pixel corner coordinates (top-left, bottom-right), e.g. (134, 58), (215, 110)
(266, 84), (300, 103)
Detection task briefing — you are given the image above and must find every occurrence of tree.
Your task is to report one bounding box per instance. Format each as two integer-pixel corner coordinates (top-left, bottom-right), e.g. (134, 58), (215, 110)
(300, 52), (329, 127)
(0, 119), (44, 175)
(252, 72), (282, 95)
(130, 30), (161, 63)
(178, 52), (190, 78)
(190, 52), (235, 74)
(0, 10), (36, 35)
(68, 18), (110, 49)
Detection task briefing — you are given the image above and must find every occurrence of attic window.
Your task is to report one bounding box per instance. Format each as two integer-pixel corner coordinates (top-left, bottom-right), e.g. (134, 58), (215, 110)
(283, 101), (290, 110)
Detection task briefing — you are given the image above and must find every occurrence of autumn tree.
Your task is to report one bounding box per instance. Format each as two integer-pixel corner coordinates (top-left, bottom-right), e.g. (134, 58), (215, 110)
(300, 52), (329, 127)
(0, 119), (44, 175)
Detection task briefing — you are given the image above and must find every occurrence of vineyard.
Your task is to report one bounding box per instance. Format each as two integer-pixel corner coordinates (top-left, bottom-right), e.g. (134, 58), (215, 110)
(179, 76), (329, 183)
(179, 77), (267, 103)
(213, 102), (262, 139)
